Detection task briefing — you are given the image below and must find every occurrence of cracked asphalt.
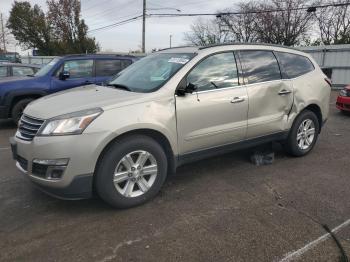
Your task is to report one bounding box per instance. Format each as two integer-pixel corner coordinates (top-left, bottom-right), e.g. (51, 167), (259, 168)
(0, 91), (349, 262)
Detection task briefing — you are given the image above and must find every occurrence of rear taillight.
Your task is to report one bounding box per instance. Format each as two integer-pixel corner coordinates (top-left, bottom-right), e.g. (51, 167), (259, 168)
(325, 78), (332, 87)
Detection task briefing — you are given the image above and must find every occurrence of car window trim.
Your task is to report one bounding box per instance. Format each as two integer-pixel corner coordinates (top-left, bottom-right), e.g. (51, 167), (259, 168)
(177, 50), (242, 95)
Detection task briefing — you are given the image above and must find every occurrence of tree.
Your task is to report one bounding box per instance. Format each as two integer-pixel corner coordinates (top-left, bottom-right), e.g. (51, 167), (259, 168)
(218, 2), (259, 43)
(253, 0), (313, 46)
(313, 0), (350, 44)
(7, 1), (55, 55)
(184, 0), (314, 47)
(7, 0), (99, 55)
(184, 17), (230, 46)
(47, 0), (99, 54)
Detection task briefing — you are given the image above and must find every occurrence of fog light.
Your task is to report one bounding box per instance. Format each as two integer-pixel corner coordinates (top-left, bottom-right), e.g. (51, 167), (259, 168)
(46, 166), (66, 180)
(32, 158), (69, 180)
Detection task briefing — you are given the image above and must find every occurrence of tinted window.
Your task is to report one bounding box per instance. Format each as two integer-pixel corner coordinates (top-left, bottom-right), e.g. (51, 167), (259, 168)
(239, 51), (281, 84)
(275, 52), (314, 78)
(62, 60), (93, 78)
(187, 52), (239, 92)
(12, 66), (35, 76)
(0, 66), (7, 77)
(95, 59), (131, 77)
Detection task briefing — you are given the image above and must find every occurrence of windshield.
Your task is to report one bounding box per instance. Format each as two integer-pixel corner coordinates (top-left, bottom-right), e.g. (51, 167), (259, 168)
(34, 57), (61, 77)
(108, 53), (196, 92)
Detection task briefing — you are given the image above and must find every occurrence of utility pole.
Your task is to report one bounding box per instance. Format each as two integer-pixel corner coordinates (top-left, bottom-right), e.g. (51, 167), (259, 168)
(142, 0), (146, 53)
(0, 13), (6, 52)
(169, 34), (172, 48)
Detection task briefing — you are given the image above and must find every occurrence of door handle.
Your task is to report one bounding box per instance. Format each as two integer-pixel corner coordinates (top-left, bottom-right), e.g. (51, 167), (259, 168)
(278, 89), (292, 95)
(231, 97), (245, 103)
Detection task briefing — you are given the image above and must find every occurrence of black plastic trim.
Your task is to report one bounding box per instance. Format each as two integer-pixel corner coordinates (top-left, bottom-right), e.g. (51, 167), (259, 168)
(31, 174), (93, 200)
(177, 131), (289, 166)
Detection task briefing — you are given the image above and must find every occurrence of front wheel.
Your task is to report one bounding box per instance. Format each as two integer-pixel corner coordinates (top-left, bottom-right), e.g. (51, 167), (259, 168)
(95, 135), (168, 208)
(284, 110), (320, 157)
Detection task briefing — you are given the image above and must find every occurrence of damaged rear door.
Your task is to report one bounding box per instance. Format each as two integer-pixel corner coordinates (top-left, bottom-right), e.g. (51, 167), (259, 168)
(238, 50), (293, 138)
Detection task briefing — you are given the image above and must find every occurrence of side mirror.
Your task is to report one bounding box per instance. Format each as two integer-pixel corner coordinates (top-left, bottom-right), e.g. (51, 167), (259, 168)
(176, 79), (198, 96)
(59, 71), (70, 80)
(186, 82), (198, 93)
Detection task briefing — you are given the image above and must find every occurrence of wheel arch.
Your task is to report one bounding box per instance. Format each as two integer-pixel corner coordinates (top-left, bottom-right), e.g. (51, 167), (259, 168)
(8, 91), (47, 117)
(94, 128), (177, 184)
(304, 103), (323, 132)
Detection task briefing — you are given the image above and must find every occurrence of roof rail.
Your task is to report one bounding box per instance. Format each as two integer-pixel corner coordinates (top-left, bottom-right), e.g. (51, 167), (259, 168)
(157, 45), (197, 51)
(198, 42), (300, 51)
(62, 53), (139, 58)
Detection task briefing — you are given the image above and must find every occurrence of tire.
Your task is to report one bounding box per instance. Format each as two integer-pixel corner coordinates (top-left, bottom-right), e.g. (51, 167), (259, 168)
(95, 135), (168, 208)
(284, 110), (320, 157)
(11, 98), (34, 124)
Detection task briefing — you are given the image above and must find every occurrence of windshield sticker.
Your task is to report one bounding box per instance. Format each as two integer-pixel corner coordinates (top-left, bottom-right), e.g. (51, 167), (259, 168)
(168, 57), (189, 64)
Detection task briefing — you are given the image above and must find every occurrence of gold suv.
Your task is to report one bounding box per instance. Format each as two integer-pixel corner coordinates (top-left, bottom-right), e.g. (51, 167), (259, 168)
(10, 44), (331, 208)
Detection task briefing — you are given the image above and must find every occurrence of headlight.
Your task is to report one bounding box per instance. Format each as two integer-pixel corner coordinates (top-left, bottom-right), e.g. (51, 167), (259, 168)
(340, 89), (349, 97)
(38, 108), (103, 136)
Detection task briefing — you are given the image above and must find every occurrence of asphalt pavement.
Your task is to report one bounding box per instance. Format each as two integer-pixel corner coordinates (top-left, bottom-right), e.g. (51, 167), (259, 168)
(0, 91), (349, 262)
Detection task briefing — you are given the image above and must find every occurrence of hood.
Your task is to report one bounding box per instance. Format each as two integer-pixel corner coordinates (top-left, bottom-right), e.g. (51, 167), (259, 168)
(25, 85), (149, 119)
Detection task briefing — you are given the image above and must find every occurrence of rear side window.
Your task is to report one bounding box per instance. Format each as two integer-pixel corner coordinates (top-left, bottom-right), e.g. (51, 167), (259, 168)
(95, 59), (131, 77)
(0, 66), (8, 77)
(275, 52), (314, 78)
(239, 50), (281, 84)
(12, 66), (35, 76)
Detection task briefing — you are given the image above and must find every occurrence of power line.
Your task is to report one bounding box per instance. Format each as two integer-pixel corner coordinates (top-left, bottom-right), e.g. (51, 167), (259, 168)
(88, 15), (143, 33)
(148, 2), (350, 17)
(87, 12), (141, 28)
(86, 2), (350, 33)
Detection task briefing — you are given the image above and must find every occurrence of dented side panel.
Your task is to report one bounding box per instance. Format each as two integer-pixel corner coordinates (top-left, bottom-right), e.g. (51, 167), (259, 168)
(287, 69), (330, 129)
(246, 80), (294, 138)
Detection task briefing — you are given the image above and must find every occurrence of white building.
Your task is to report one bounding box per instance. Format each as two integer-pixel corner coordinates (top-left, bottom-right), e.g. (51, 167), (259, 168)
(299, 44), (350, 89)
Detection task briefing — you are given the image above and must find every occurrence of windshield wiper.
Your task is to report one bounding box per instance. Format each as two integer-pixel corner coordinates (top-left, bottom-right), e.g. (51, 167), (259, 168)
(106, 83), (132, 92)
(210, 81), (219, 89)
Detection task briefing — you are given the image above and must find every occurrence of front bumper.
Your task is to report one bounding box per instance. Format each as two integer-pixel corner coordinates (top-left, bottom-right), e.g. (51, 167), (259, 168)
(336, 96), (350, 111)
(10, 131), (110, 199)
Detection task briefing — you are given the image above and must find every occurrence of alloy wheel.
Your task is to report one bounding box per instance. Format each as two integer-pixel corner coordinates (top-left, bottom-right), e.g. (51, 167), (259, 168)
(296, 119), (316, 150)
(113, 150), (158, 198)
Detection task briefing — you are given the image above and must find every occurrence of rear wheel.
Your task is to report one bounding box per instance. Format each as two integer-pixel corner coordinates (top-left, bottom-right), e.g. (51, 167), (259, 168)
(95, 135), (168, 208)
(11, 98), (34, 124)
(284, 110), (320, 157)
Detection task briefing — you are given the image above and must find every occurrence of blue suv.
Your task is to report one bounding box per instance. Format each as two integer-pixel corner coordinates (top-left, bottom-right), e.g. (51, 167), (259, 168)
(0, 54), (140, 122)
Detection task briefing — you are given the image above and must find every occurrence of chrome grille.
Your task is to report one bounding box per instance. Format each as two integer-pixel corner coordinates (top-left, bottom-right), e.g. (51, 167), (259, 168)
(16, 115), (45, 141)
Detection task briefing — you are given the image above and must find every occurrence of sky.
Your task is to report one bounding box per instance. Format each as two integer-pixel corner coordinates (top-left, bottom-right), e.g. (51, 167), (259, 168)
(0, 0), (238, 54)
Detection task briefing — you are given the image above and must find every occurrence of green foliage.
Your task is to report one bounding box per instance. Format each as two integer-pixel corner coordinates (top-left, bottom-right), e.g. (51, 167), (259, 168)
(7, 0), (99, 55)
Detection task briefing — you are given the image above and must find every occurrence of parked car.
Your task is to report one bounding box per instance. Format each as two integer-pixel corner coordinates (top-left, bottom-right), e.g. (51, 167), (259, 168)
(336, 85), (350, 113)
(0, 54), (139, 122)
(10, 44), (331, 208)
(0, 52), (21, 63)
(0, 63), (41, 78)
